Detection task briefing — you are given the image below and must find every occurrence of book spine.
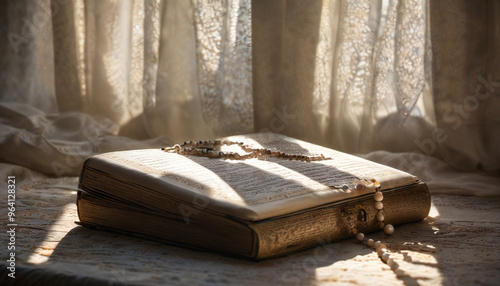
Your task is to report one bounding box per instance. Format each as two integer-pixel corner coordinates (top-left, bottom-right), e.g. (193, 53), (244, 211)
(251, 183), (430, 259)
(76, 157), (94, 224)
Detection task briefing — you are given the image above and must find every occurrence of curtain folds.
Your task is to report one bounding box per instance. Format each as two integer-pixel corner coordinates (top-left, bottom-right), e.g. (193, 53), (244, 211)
(0, 0), (499, 177)
(430, 0), (500, 171)
(252, 0), (434, 156)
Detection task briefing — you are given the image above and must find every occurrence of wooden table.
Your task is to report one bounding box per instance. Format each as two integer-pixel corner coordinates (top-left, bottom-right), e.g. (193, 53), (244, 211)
(1, 176), (500, 285)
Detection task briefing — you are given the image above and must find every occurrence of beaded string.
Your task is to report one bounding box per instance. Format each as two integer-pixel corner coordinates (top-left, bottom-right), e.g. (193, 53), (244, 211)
(344, 179), (400, 270)
(162, 140), (331, 162)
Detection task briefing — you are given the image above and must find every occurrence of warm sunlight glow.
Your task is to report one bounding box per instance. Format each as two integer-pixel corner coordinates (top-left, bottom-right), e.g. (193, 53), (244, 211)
(26, 204), (75, 264)
(428, 201), (440, 218)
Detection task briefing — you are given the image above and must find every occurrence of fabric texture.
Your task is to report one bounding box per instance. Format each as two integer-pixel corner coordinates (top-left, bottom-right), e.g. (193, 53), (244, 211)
(0, 0), (499, 195)
(430, 0), (500, 171)
(253, 0), (434, 156)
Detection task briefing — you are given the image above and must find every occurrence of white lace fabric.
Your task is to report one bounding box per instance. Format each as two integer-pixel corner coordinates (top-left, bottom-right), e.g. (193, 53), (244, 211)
(0, 0), (498, 190)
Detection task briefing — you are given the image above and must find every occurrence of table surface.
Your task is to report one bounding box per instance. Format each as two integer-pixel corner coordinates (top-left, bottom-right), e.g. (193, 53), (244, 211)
(1, 176), (500, 286)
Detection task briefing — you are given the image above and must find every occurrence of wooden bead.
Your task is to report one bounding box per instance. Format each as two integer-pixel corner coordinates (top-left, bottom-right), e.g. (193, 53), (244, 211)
(377, 247), (387, 257)
(355, 183), (366, 191)
(356, 232), (364, 242)
(382, 252), (391, 262)
(375, 201), (383, 210)
(376, 212), (384, 222)
(366, 239), (374, 248)
(388, 258), (399, 270)
(384, 224), (394, 235)
(374, 241), (382, 250)
(374, 191), (383, 202)
(387, 257), (395, 267)
(376, 243), (387, 253)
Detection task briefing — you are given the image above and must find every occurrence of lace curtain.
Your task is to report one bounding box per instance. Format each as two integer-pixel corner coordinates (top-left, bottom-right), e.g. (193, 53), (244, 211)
(253, 0), (433, 156)
(429, 0), (500, 171)
(1, 0), (253, 137)
(0, 0), (499, 176)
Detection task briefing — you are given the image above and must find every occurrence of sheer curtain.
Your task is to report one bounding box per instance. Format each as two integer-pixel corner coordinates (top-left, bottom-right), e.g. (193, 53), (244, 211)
(0, 0), (253, 176)
(253, 0), (433, 155)
(429, 0), (500, 171)
(0, 0), (499, 193)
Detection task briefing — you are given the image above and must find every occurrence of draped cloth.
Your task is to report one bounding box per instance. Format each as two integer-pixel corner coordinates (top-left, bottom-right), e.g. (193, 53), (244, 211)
(253, 0), (434, 154)
(0, 0), (499, 195)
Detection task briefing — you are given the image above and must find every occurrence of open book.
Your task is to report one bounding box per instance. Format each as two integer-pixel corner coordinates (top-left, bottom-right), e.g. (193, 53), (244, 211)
(77, 133), (430, 259)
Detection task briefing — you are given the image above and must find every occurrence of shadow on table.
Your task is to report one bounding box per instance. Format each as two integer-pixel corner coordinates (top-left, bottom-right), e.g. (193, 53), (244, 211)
(40, 214), (443, 286)
(39, 225), (372, 285)
(420, 195), (500, 285)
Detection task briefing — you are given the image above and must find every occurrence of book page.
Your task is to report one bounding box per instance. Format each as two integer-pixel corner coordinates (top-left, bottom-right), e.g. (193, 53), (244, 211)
(91, 133), (417, 220)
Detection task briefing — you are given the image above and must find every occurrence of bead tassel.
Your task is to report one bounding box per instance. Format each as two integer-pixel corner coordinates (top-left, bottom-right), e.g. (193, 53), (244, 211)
(351, 179), (399, 269)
